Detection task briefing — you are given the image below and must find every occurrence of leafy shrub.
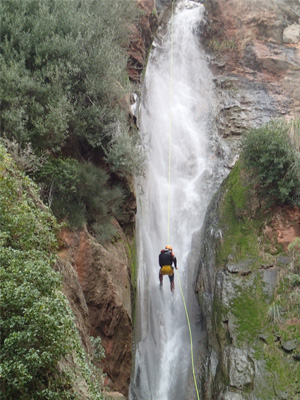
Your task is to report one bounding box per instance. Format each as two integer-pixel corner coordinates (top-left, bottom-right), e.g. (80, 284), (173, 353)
(0, 136), (48, 174)
(1, 0), (144, 241)
(242, 119), (300, 206)
(105, 122), (145, 176)
(0, 145), (104, 399)
(37, 158), (124, 241)
(0, 0), (140, 156)
(0, 248), (77, 399)
(0, 145), (72, 398)
(288, 238), (300, 274)
(90, 337), (105, 363)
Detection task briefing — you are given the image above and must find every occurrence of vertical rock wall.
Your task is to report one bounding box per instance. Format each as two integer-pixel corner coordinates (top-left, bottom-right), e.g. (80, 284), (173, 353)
(195, 1), (300, 398)
(202, 0), (300, 138)
(196, 166), (300, 399)
(59, 223), (133, 396)
(55, 1), (157, 397)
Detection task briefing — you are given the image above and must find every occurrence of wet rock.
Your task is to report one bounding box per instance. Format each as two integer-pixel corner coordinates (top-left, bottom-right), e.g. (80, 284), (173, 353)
(224, 347), (255, 389)
(227, 259), (253, 275)
(260, 266), (279, 299)
(55, 257), (92, 354)
(214, 75), (277, 138)
(59, 224), (132, 396)
(103, 391), (126, 399)
(282, 339), (297, 352)
(258, 334), (268, 343)
(277, 390), (289, 400)
(276, 255), (291, 265)
(127, 0), (157, 82)
(203, 0), (300, 131)
(283, 23), (300, 44)
(221, 391), (249, 400)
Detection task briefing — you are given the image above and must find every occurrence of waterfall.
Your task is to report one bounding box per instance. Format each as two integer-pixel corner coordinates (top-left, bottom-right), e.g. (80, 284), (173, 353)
(130, 1), (226, 399)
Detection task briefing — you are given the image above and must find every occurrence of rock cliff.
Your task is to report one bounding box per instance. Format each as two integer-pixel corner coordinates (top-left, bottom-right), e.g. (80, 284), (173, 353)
(55, 1), (157, 398)
(196, 163), (300, 399)
(195, 1), (300, 398)
(59, 222), (133, 396)
(202, 0), (300, 137)
(128, 0), (157, 82)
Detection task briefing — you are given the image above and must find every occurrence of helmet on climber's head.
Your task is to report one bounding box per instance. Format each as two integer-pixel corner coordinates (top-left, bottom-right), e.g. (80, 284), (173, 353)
(165, 245), (172, 251)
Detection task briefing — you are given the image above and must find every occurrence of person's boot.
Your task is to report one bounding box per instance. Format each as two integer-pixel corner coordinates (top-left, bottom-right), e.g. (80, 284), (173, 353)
(159, 272), (163, 288)
(170, 280), (174, 292)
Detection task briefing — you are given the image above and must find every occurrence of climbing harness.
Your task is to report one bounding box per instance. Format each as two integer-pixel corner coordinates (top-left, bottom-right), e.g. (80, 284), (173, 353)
(160, 265), (174, 276)
(167, 1), (200, 399)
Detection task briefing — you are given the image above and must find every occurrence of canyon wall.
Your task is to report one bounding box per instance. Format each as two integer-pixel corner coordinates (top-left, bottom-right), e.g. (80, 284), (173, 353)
(56, 1), (156, 398)
(202, 0), (300, 138)
(196, 1), (300, 398)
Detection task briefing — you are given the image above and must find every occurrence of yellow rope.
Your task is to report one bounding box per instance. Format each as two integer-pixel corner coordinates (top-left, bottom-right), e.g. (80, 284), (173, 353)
(167, 0), (174, 246)
(176, 271), (200, 400)
(167, 1), (200, 398)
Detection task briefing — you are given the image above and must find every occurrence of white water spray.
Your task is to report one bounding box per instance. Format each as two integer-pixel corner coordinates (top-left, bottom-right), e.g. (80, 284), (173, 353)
(130, 2), (224, 399)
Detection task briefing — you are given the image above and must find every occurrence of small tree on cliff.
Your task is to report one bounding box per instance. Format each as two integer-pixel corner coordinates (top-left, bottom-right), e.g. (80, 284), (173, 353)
(242, 119), (300, 206)
(0, 0), (142, 240)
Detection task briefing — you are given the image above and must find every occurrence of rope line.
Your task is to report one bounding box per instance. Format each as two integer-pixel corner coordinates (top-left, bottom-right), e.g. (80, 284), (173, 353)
(176, 272), (200, 400)
(167, 1), (200, 399)
(167, 0), (174, 245)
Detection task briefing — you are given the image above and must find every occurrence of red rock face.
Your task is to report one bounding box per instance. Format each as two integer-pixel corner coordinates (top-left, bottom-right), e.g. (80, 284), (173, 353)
(127, 0), (157, 82)
(263, 206), (300, 252)
(203, 0), (300, 132)
(202, 0), (300, 252)
(59, 224), (133, 396)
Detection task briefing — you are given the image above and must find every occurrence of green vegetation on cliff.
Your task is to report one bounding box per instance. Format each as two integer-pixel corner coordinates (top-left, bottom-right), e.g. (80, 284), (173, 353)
(0, 0), (141, 241)
(242, 119), (300, 206)
(0, 145), (103, 399)
(214, 120), (300, 398)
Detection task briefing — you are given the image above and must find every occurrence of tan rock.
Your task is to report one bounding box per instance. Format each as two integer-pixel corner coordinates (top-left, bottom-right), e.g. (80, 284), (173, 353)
(103, 390), (127, 399)
(127, 0), (157, 82)
(59, 222), (133, 396)
(283, 23), (300, 44)
(203, 0), (300, 121)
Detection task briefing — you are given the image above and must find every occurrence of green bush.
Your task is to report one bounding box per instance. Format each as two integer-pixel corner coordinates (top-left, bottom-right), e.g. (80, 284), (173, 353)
(288, 238), (300, 274)
(37, 158), (124, 240)
(0, 0), (140, 155)
(105, 123), (145, 176)
(1, 0), (143, 241)
(0, 146), (72, 398)
(0, 145), (103, 399)
(242, 119), (300, 206)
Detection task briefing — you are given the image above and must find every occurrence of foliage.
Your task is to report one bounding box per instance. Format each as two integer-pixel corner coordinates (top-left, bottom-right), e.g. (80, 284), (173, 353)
(217, 161), (261, 264)
(0, 145), (103, 399)
(216, 158), (300, 399)
(90, 337), (105, 364)
(0, 136), (48, 174)
(287, 237), (300, 274)
(231, 281), (268, 343)
(207, 38), (236, 52)
(242, 119), (300, 206)
(0, 0), (139, 153)
(105, 123), (145, 176)
(262, 255), (300, 399)
(37, 158), (124, 240)
(0, 0), (143, 241)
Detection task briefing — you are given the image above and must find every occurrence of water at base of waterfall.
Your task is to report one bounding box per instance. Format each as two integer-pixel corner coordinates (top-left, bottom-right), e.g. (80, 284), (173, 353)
(130, 1), (227, 399)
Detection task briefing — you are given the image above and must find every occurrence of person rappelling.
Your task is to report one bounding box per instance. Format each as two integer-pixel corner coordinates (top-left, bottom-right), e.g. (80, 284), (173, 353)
(158, 245), (178, 292)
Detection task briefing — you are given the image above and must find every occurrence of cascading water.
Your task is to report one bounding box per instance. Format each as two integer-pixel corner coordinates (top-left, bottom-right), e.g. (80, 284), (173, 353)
(130, 1), (227, 399)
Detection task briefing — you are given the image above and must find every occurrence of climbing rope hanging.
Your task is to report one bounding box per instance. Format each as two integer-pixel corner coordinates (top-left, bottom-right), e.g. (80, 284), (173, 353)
(167, 0), (174, 246)
(167, 1), (200, 399)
